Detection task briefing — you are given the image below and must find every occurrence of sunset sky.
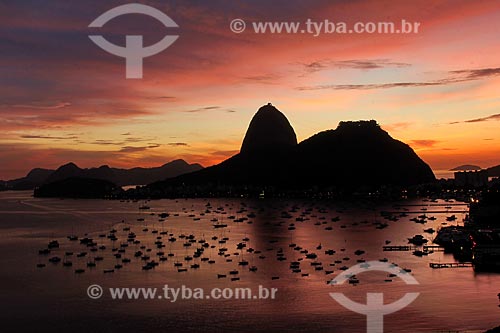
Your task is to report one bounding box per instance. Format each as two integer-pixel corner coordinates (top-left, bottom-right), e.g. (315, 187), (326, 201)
(1, 0), (500, 179)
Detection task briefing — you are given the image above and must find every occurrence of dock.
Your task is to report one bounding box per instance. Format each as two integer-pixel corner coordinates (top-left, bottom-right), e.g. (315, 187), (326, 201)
(383, 245), (414, 251)
(429, 262), (473, 269)
(385, 210), (467, 214)
(394, 203), (468, 207)
(423, 245), (445, 252)
(383, 245), (445, 252)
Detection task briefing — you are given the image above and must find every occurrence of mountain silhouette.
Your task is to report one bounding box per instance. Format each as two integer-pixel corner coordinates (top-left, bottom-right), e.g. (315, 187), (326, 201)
(148, 104), (301, 188)
(146, 104), (435, 195)
(487, 164), (500, 177)
(295, 120), (435, 187)
(241, 103), (297, 153)
(45, 162), (81, 183)
(44, 159), (203, 186)
(0, 168), (53, 190)
(450, 165), (481, 171)
(0, 159), (202, 190)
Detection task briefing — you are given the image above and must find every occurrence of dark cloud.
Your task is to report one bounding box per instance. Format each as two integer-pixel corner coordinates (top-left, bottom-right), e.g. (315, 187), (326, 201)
(297, 67), (500, 90)
(125, 137), (155, 143)
(87, 137), (156, 146)
(450, 113), (500, 124)
(119, 144), (160, 153)
(0, 103), (155, 130)
(184, 106), (221, 113)
(1, 101), (71, 110)
(301, 61), (328, 73)
(335, 60), (411, 69)
(168, 142), (189, 146)
(299, 59), (411, 75)
(298, 81), (448, 91)
(147, 96), (176, 100)
(243, 74), (281, 84)
(463, 113), (500, 123)
(91, 139), (124, 146)
(119, 146), (146, 153)
(183, 106), (236, 113)
(449, 68), (500, 80)
(20, 134), (78, 140)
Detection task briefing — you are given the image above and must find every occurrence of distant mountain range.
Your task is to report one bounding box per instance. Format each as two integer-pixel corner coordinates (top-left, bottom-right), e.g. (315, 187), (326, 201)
(450, 165), (481, 171)
(449, 165), (500, 177)
(0, 159), (203, 190)
(0, 168), (54, 191)
(142, 103), (436, 197)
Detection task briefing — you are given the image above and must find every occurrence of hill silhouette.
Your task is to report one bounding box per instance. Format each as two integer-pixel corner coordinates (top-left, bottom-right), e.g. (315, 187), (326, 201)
(0, 159), (202, 190)
(295, 120), (435, 187)
(450, 165), (481, 171)
(487, 164), (500, 177)
(145, 104), (435, 196)
(45, 159), (202, 186)
(0, 168), (53, 190)
(147, 105), (297, 188)
(241, 103), (297, 153)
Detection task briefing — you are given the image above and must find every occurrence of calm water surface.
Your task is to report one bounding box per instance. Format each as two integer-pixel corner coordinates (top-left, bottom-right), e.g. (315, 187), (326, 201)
(0, 191), (498, 332)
